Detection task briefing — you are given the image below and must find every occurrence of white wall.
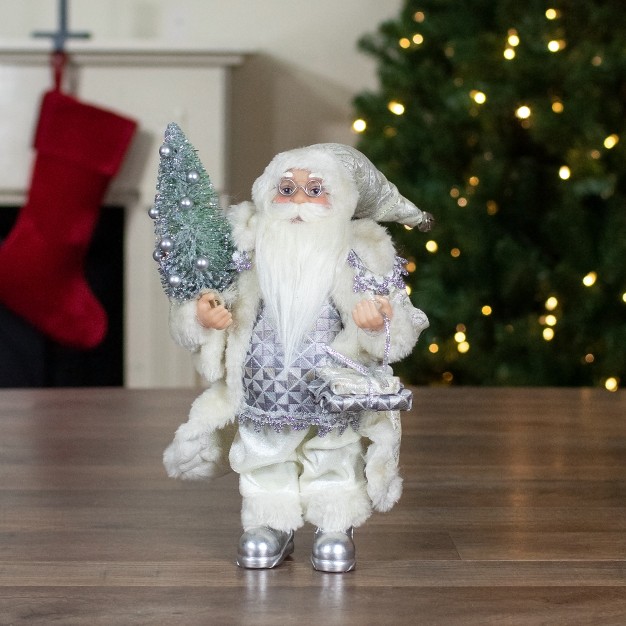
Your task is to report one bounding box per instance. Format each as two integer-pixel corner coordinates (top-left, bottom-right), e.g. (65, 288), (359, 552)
(0, 0), (403, 199)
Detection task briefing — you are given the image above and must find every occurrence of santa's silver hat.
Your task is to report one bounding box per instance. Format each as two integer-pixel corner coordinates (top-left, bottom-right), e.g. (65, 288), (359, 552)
(252, 143), (434, 231)
(313, 143), (434, 231)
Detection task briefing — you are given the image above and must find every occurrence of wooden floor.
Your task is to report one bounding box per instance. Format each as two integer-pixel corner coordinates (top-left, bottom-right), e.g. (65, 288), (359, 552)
(0, 387), (625, 625)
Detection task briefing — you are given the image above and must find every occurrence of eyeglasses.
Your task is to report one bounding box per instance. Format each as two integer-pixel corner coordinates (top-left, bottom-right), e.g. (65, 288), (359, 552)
(277, 177), (325, 198)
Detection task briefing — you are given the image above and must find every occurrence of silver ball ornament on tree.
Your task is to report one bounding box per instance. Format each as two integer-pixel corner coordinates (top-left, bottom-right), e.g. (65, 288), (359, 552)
(159, 143), (173, 158)
(152, 248), (164, 262)
(148, 206), (160, 220)
(186, 170), (200, 184)
(179, 197), (193, 211)
(168, 274), (182, 288)
(194, 256), (210, 271)
(159, 237), (174, 252)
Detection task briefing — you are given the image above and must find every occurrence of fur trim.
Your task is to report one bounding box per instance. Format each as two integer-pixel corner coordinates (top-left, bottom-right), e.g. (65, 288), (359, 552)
(227, 201), (257, 251)
(162, 381), (237, 480)
(303, 486), (372, 531)
(360, 411), (403, 512)
(241, 493), (304, 532)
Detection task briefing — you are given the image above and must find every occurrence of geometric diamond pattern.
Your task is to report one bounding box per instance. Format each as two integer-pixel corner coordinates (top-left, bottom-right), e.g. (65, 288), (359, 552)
(242, 301), (343, 417)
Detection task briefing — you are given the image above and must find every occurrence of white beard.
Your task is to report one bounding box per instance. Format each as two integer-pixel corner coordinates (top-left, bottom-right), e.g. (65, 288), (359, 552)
(255, 203), (350, 365)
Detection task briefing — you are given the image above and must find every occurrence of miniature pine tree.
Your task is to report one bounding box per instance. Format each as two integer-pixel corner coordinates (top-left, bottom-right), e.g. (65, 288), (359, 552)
(353, 0), (626, 389)
(151, 123), (237, 301)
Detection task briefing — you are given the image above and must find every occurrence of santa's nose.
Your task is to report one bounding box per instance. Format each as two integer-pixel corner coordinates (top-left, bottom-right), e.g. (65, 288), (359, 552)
(291, 188), (310, 203)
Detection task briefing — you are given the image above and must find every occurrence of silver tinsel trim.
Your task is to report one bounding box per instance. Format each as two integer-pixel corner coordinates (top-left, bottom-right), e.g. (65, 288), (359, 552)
(347, 250), (408, 296)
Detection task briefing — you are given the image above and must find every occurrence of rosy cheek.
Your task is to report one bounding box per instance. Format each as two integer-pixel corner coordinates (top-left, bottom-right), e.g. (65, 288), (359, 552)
(272, 194), (292, 204)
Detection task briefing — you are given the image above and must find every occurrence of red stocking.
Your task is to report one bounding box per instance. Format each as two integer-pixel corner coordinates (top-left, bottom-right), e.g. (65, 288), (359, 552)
(0, 89), (137, 349)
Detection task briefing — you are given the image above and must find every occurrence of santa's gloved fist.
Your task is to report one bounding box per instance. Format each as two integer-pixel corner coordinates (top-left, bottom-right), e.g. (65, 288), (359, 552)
(196, 293), (232, 330)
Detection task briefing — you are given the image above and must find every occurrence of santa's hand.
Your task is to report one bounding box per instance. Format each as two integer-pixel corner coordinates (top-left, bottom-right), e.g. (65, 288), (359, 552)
(196, 293), (232, 330)
(352, 296), (393, 332)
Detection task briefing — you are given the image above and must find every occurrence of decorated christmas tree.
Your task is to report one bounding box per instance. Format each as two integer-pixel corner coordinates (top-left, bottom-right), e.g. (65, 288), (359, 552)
(151, 123), (237, 301)
(352, 0), (626, 389)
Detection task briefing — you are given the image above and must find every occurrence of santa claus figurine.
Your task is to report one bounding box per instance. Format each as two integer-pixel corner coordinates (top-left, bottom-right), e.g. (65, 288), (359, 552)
(163, 143), (431, 572)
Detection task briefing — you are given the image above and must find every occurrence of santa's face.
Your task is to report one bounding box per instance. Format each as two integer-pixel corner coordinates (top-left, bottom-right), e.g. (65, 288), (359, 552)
(264, 169), (335, 224)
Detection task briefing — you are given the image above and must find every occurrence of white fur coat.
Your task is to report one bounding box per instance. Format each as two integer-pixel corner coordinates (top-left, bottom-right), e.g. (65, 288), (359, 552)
(163, 201), (428, 512)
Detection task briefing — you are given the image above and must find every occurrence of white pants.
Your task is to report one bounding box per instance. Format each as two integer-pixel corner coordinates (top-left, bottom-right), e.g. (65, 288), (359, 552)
(229, 421), (372, 532)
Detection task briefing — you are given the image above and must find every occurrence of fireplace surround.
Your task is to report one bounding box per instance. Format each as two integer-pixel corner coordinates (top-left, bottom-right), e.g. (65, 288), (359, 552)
(0, 41), (248, 387)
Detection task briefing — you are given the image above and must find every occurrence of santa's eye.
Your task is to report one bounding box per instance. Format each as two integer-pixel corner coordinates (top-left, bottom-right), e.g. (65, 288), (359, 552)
(278, 178), (297, 196)
(305, 180), (323, 196)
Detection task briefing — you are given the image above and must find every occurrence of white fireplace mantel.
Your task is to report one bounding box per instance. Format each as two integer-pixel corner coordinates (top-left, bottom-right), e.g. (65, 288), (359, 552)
(0, 40), (251, 388)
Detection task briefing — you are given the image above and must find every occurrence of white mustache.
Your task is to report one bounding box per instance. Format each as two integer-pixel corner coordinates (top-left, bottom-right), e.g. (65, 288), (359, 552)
(270, 201), (332, 223)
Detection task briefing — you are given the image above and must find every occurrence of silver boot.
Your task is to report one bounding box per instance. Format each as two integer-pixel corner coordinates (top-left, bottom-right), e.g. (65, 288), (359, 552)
(236, 526), (294, 569)
(311, 527), (356, 573)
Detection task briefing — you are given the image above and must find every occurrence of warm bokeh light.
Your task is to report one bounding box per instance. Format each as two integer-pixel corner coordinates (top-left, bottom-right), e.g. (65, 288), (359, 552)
(470, 90), (487, 104)
(414, 11), (425, 23)
(469, 176), (480, 186)
(428, 343), (439, 354)
(552, 100), (564, 113)
(604, 134), (619, 149)
(352, 119), (367, 133)
(425, 240), (438, 253)
(582, 271), (597, 287)
(481, 305), (492, 316)
(388, 101), (405, 115)
(486, 200), (498, 215)
(454, 331), (466, 343)
(412, 33), (424, 45)
(545, 314), (557, 327)
(584, 353), (595, 364)
(559, 165), (571, 180)
(605, 377), (619, 392)
(504, 48), (516, 60)
(450, 248), (461, 258)
(399, 37), (411, 49)
(546, 8), (559, 20)
(545, 296), (558, 311)
(515, 105), (531, 119)
(543, 328), (555, 341)
(457, 341), (470, 353)
(406, 260), (417, 273)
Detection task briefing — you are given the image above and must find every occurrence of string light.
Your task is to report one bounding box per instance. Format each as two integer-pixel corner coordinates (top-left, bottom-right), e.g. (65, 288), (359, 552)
(429, 343), (439, 354)
(403, 224), (413, 231)
(450, 187), (460, 198)
(384, 126), (397, 137)
(454, 331), (466, 343)
(399, 37), (411, 49)
(406, 260), (417, 273)
(604, 134), (619, 149)
(605, 377), (619, 392)
(591, 56), (603, 67)
(622, 292), (626, 303)
(457, 341), (470, 353)
(543, 328), (555, 341)
(412, 33), (424, 45)
(486, 200), (498, 215)
(504, 48), (516, 60)
(450, 248), (461, 258)
(591, 150), (601, 159)
(470, 90), (487, 104)
(548, 40), (566, 52)
(469, 176), (480, 186)
(406, 285), (412, 296)
(545, 314), (557, 327)
(545, 8), (559, 20)
(388, 101), (405, 115)
(515, 105), (532, 119)
(352, 119), (367, 133)
(545, 296), (558, 311)
(552, 100), (564, 113)
(442, 372), (454, 383)
(425, 240), (438, 253)
(481, 305), (492, 316)
(584, 354), (595, 364)
(507, 30), (520, 47)
(559, 165), (571, 180)
(414, 11), (425, 23)
(582, 271), (597, 287)
(457, 197), (468, 207)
